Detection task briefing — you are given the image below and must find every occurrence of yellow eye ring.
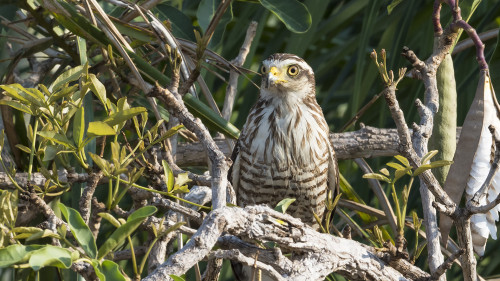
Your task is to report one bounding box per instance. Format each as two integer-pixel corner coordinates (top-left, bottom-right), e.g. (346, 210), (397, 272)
(287, 65), (299, 76)
(261, 65), (267, 74)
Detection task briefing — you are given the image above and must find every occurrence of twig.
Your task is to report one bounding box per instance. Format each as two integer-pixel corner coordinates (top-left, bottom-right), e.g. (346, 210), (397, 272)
(433, 0), (443, 36)
(151, 193), (205, 224)
(79, 170), (103, 224)
(149, 84), (228, 209)
(177, 0), (233, 96)
(222, 21), (258, 121)
(431, 249), (465, 280)
(354, 158), (398, 234)
(340, 90), (383, 132)
(201, 257), (223, 281)
(453, 28), (499, 55)
(452, 20), (488, 70)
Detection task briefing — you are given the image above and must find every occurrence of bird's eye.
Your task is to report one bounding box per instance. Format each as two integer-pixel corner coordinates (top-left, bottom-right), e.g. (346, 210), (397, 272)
(287, 65), (299, 76)
(261, 65), (267, 74)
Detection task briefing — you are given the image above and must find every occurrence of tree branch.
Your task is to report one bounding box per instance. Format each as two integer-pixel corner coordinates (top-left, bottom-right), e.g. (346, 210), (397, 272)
(144, 205), (423, 281)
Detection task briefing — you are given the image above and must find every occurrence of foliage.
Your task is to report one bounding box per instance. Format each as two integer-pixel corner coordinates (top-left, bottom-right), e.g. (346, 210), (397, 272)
(0, 0), (498, 280)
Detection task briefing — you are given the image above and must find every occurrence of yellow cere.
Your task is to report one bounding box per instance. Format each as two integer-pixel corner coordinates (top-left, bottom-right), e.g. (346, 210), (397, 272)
(269, 66), (288, 84)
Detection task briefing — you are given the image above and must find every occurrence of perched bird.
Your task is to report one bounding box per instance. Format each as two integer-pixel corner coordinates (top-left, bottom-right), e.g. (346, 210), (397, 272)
(230, 53), (339, 230)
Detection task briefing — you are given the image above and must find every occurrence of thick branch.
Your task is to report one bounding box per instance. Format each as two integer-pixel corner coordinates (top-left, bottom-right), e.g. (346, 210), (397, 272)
(144, 206), (422, 281)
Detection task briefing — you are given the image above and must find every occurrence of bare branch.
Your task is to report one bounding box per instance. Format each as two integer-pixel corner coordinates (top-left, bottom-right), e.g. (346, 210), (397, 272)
(143, 206), (418, 281)
(149, 84), (229, 209)
(222, 21), (258, 121)
(79, 170), (103, 224)
(431, 249), (465, 280)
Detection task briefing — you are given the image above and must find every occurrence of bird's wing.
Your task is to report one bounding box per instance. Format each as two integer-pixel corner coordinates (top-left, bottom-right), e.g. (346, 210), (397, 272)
(228, 140), (241, 197)
(328, 144), (340, 204)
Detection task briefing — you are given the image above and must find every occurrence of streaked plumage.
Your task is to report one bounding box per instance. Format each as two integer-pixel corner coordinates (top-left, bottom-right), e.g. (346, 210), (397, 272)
(230, 53), (339, 229)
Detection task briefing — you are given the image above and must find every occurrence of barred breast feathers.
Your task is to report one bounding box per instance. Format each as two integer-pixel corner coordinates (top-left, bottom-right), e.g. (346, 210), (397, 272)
(240, 91), (330, 169)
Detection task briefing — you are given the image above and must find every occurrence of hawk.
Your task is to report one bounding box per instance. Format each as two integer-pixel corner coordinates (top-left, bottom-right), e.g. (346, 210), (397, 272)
(230, 53), (339, 230)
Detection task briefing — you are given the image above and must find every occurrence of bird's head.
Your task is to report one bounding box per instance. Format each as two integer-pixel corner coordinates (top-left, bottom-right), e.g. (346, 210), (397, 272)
(260, 53), (315, 98)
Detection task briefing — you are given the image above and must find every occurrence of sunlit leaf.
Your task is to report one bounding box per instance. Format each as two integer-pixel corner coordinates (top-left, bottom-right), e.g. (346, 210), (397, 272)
(0, 100), (33, 115)
(362, 173), (391, 183)
(104, 107), (147, 127)
(88, 74), (107, 111)
(162, 160), (175, 192)
(87, 121), (116, 137)
(98, 212), (121, 228)
(387, 0), (404, 14)
(413, 164), (432, 177)
(274, 198), (296, 214)
(38, 131), (76, 149)
(97, 206), (157, 259)
(421, 150), (438, 165)
(50, 65), (84, 92)
(394, 155), (410, 168)
(73, 107), (85, 147)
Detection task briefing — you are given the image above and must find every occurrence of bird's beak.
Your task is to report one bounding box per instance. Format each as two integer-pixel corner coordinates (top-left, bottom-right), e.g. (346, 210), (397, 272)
(267, 66), (288, 85)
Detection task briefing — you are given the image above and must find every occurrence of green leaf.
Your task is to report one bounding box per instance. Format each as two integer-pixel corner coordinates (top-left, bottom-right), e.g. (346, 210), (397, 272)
(1, 84), (43, 107)
(0, 244), (43, 268)
(175, 173), (192, 188)
(91, 260), (106, 281)
(162, 160), (175, 192)
(153, 124), (184, 145)
(0, 85), (30, 104)
(38, 131), (76, 149)
(50, 65), (84, 92)
(156, 4), (196, 41)
(47, 0), (240, 139)
(87, 121), (116, 137)
(0, 100), (33, 115)
(49, 84), (79, 103)
(58, 203), (98, 259)
(414, 160), (453, 176)
(29, 245), (73, 271)
(73, 107), (85, 147)
(394, 155), (410, 168)
(100, 260), (127, 281)
(43, 145), (61, 161)
(98, 212), (122, 228)
(12, 227), (43, 234)
(394, 167), (412, 181)
(197, 0), (233, 46)
(386, 162), (406, 171)
(104, 107), (147, 127)
(0, 130), (4, 155)
(379, 168), (390, 177)
(89, 74), (107, 111)
(362, 173), (391, 183)
(97, 206), (157, 259)
(170, 275), (186, 281)
(260, 0), (312, 33)
(421, 150), (438, 165)
(127, 206), (157, 222)
(89, 152), (111, 177)
(387, 0), (404, 15)
(275, 198), (296, 214)
(429, 160), (454, 169)
(413, 164), (432, 177)
(15, 144), (31, 154)
(26, 229), (60, 242)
